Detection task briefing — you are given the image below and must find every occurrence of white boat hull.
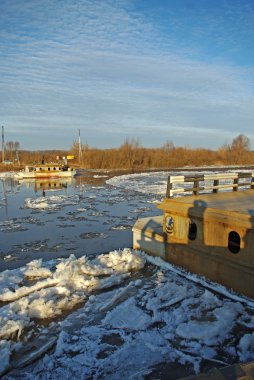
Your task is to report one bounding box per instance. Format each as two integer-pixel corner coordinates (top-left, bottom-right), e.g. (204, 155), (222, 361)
(15, 171), (76, 179)
(14, 164), (76, 179)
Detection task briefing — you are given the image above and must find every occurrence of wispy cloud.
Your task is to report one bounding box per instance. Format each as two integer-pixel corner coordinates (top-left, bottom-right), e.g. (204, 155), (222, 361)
(0, 0), (254, 149)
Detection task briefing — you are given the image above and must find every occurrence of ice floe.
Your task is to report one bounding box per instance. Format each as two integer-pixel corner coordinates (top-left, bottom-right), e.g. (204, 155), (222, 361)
(24, 195), (80, 211)
(0, 249), (254, 378)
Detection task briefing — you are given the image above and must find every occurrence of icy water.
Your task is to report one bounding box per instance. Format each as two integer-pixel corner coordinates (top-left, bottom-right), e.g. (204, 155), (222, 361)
(1, 169), (254, 379)
(0, 171), (159, 272)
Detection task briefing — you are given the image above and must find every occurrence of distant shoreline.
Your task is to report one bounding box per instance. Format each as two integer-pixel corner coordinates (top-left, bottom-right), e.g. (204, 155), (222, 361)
(1, 163), (254, 174)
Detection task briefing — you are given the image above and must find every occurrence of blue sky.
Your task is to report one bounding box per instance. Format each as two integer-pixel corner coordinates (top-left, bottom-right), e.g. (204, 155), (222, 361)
(1, 0), (254, 150)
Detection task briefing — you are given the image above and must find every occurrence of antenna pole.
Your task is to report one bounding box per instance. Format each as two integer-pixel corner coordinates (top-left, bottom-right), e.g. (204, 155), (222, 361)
(2, 126), (5, 162)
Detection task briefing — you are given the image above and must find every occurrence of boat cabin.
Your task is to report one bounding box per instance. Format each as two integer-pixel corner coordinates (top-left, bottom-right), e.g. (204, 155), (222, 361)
(133, 172), (254, 298)
(24, 164), (72, 173)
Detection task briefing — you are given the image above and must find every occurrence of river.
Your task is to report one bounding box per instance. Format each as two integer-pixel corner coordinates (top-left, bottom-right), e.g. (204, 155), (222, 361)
(1, 169), (254, 379)
(0, 170), (160, 272)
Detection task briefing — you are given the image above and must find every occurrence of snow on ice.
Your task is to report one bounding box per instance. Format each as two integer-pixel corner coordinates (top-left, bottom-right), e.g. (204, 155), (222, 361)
(1, 249), (254, 378)
(24, 195), (80, 211)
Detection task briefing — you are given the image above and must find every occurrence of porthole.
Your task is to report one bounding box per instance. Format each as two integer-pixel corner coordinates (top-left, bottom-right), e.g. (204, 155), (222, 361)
(228, 231), (240, 254)
(188, 220), (197, 241)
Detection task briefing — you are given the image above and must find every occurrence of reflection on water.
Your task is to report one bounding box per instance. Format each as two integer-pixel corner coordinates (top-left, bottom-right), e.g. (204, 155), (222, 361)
(0, 170), (159, 271)
(20, 178), (73, 196)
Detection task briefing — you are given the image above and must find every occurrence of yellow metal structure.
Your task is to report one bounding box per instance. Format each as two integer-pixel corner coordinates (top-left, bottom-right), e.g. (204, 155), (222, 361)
(133, 174), (254, 299)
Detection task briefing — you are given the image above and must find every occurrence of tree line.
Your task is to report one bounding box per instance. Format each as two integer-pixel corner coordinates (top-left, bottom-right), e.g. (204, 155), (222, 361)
(70, 134), (254, 169)
(1, 134), (253, 170)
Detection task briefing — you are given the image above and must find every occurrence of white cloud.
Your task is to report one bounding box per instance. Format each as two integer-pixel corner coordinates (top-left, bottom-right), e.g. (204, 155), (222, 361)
(0, 0), (254, 149)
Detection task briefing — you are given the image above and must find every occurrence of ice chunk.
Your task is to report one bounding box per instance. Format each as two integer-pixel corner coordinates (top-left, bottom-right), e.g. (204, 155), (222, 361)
(238, 332), (254, 361)
(0, 340), (11, 375)
(103, 298), (151, 330)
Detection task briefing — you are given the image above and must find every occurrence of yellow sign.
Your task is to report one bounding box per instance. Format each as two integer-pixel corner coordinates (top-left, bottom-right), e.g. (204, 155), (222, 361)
(67, 155), (75, 160)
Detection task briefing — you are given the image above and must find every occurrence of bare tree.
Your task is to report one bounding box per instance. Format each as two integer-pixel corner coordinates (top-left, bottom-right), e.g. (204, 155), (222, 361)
(231, 134), (250, 151)
(120, 138), (141, 168)
(5, 141), (14, 161)
(162, 140), (175, 151)
(228, 134), (250, 164)
(14, 141), (20, 151)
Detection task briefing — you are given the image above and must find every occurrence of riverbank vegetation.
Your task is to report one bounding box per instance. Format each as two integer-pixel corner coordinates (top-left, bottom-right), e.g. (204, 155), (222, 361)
(1, 134), (253, 171)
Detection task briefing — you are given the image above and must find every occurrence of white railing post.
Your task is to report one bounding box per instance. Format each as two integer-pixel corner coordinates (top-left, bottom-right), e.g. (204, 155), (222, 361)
(165, 172), (254, 197)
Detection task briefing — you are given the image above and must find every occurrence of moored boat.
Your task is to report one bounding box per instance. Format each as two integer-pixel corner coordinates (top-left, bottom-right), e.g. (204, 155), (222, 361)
(14, 162), (76, 179)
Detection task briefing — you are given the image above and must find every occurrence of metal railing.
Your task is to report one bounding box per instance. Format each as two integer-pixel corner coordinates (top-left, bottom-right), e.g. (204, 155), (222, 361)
(166, 172), (254, 198)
